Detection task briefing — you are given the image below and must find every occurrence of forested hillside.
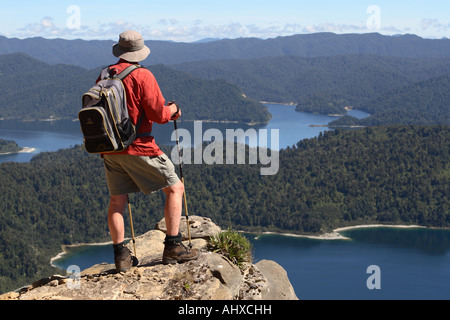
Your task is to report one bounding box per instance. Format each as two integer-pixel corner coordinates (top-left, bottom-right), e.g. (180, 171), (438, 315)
(2, 41), (448, 126)
(1, 33), (449, 68)
(330, 74), (450, 126)
(0, 53), (271, 123)
(172, 55), (450, 125)
(1, 32), (449, 295)
(173, 55), (450, 104)
(150, 65), (270, 124)
(1, 125), (448, 293)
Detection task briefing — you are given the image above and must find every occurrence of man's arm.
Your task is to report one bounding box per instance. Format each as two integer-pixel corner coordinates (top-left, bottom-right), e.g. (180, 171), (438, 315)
(139, 70), (179, 124)
(168, 101), (181, 120)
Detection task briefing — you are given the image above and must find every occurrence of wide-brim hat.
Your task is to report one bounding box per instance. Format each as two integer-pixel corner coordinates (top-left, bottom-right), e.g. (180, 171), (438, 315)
(112, 30), (150, 62)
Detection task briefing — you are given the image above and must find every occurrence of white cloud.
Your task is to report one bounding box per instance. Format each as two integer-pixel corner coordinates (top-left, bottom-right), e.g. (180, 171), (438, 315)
(13, 17), (141, 40)
(41, 17), (55, 28)
(420, 18), (450, 32)
(158, 18), (179, 26)
(302, 23), (365, 34)
(17, 16), (58, 38)
(7, 15), (449, 42)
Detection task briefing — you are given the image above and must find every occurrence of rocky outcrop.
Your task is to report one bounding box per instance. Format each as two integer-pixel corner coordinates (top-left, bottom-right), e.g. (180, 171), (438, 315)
(0, 216), (298, 300)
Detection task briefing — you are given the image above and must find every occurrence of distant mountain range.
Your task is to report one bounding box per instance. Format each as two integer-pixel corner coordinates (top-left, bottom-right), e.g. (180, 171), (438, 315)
(0, 32), (449, 125)
(172, 54), (450, 104)
(1, 32), (449, 69)
(171, 54), (450, 125)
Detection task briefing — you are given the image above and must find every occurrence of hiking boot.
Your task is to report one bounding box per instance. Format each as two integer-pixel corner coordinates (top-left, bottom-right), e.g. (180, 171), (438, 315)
(162, 242), (199, 265)
(113, 243), (134, 272)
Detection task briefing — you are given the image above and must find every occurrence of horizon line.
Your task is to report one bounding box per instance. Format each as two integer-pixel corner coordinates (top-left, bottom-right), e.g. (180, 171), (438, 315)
(1, 31), (448, 43)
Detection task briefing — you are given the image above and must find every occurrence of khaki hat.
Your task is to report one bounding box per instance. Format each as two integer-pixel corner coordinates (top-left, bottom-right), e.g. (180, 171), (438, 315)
(112, 30), (150, 62)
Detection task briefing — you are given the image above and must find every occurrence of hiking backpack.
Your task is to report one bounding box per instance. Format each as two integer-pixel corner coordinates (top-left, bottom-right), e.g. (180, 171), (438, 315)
(79, 64), (148, 153)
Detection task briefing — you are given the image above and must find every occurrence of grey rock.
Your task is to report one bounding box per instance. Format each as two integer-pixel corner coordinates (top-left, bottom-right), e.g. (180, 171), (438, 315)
(255, 259), (298, 300)
(156, 215), (221, 240)
(3, 217), (298, 301)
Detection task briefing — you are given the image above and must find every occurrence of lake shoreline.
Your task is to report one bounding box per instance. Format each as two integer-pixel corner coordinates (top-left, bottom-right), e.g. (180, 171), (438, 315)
(309, 124), (366, 128)
(51, 223), (440, 268)
(245, 224), (437, 241)
(0, 147), (36, 156)
(50, 240), (115, 268)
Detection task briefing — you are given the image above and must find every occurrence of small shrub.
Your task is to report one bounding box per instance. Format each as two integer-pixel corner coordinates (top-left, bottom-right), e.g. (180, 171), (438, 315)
(208, 229), (253, 268)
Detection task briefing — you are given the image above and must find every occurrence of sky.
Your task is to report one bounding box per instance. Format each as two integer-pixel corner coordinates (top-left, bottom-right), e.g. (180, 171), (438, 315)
(1, 0), (449, 42)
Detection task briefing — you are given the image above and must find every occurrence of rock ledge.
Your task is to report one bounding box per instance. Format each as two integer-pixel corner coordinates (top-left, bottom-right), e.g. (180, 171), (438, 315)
(1, 216), (298, 300)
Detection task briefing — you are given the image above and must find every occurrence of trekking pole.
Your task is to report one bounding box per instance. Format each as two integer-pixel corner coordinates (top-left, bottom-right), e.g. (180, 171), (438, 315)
(127, 196), (137, 259)
(174, 120), (193, 249)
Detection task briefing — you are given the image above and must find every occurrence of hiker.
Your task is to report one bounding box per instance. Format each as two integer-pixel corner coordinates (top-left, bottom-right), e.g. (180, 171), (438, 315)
(100, 30), (199, 272)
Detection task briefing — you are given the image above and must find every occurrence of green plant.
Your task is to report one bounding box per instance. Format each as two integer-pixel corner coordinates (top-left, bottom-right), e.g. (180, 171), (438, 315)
(183, 281), (192, 292)
(209, 229), (253, 269)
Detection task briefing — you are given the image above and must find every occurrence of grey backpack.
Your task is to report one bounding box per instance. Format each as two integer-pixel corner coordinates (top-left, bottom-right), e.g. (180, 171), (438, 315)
(79, 64), (149, 153)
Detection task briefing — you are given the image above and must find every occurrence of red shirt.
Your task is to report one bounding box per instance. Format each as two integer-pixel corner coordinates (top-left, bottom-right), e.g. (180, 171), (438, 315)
(97, 59), (172, 156)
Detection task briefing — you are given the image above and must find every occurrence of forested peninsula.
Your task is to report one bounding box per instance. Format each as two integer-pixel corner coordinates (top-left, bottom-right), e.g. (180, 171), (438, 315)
(0, 139), (21, 154)
(0, 125), (448, 293)
(0, 139), (35, 156)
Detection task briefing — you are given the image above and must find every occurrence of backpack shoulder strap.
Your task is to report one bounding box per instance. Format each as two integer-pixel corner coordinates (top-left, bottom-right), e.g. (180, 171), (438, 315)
(116, 64), (143, 80)
(99, 64), (144, 81)
(99, 66), (111, 80)
(115, 64), (152, 138)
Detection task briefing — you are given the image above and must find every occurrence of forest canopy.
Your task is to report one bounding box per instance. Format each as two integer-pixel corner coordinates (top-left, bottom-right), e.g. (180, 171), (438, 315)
(0, 53), (271, 124)
(0, 125), (448, 293)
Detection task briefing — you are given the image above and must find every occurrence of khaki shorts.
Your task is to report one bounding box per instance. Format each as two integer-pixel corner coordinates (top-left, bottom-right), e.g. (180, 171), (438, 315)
(103, 153), (180, 195)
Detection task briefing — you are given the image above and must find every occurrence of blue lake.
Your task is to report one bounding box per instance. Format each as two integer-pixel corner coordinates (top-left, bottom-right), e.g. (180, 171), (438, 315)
(0, 104), (367, 163)
(5, 104), (449, 299)
(51, 227), (450, 300)
(248, 227), (450, 300)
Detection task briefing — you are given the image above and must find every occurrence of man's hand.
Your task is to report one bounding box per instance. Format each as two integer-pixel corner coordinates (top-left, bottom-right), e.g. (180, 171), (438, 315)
(168, 101), (181, 120)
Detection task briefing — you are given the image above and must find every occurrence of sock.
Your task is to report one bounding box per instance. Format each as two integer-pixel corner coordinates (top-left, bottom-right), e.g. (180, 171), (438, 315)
(164, 232), (182, 247)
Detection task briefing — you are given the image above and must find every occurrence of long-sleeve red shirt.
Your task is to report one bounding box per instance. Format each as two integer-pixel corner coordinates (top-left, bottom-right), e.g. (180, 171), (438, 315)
(97, 59), (172, 156)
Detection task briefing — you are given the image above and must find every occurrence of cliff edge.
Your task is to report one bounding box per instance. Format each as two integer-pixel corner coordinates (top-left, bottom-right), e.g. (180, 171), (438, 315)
(1, 216), (298, 300)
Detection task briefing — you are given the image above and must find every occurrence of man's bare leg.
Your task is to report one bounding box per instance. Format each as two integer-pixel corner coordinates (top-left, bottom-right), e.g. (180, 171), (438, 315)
(108, 180), (184, 243)
(108, 194), (134, 271)
(162, 180), (184, 236)
(108, 194), (128, 244)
